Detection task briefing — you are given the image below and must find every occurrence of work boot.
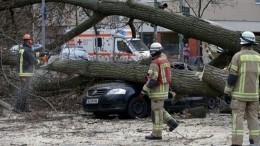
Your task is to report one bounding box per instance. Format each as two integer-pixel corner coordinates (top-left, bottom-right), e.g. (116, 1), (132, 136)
(167, 119), (179, 132)
(145, 134), (162, 140)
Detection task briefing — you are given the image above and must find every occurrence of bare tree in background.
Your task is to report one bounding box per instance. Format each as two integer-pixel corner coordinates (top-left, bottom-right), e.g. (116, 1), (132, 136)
(184, 0), (237, 18)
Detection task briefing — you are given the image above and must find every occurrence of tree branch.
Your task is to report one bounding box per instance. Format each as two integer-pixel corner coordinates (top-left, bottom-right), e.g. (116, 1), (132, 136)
(40, 12), (106, 51)
(127, 18), (136, 38)
(201, 0), (213, 18)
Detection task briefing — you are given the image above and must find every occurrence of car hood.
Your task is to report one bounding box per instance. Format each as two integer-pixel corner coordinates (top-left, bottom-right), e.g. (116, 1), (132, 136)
(88, 81), (140, 90)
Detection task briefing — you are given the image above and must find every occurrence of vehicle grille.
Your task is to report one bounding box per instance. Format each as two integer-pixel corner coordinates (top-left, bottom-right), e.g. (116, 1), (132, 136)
(88, 89), (108, 97)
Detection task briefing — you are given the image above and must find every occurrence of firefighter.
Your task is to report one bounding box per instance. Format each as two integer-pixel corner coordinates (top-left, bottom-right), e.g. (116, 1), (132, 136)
(140, 42), (178, 140)
(13, 34), (46, 113)
(224, 31), (260, 146)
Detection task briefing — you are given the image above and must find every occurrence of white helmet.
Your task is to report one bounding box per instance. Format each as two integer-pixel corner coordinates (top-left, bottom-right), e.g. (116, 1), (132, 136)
(150, 42), (162, 57)
(240, 31), (258, 45)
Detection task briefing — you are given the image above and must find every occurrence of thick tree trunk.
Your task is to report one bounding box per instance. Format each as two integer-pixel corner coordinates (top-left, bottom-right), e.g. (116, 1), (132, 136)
(0, 51), (226, 97)
(0, 50), (17, 66)
(46, 59), (220, 96)
(202, 64), (228, 93)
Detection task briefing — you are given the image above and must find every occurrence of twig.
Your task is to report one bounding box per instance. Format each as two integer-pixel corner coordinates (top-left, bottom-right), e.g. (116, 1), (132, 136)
(28, 93), (57, 112)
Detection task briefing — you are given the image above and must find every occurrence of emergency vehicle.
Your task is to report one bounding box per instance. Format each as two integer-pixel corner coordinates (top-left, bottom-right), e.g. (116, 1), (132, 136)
(66, 29), (150, 62)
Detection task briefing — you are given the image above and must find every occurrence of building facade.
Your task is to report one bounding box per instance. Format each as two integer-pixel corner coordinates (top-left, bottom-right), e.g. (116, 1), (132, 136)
(136, 0), (260, 64)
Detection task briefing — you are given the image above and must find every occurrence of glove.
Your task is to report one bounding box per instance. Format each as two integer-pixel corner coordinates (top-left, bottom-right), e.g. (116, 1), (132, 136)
(139, 90), (146, 99)
(224, 94), (231, 105)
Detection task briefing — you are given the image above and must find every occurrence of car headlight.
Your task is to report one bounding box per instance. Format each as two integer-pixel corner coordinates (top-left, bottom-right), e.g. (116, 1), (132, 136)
(107, 89), (126, 95)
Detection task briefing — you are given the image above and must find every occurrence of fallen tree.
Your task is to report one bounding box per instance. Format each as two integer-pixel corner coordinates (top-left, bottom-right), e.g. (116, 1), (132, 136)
(46, 58), (221, 97)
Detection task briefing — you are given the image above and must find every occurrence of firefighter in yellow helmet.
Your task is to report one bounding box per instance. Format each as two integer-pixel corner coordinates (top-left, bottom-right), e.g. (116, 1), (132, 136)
(140, 42), (178, 140)
(13, 34), (44, 113)
(224, 31), (260, 146)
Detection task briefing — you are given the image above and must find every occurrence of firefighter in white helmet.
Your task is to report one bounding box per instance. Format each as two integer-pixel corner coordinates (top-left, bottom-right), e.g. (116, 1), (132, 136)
(140, 42), (178, 140)
(224, 31), (260, 145)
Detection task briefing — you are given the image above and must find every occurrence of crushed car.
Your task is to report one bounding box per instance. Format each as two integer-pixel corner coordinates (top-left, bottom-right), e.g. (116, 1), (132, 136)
(82, 81), (217, 119)
(82, 62), (217, 119)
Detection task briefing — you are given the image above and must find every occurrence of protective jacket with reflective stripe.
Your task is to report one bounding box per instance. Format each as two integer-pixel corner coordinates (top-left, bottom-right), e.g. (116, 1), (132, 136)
(143, 54), (171, 99)
(18, 44), (39, 77)
(225, 46), (260, 101)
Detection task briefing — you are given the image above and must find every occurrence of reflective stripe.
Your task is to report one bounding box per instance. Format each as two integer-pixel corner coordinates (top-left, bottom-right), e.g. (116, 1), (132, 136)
(249, 130), (260, 136)
(232, 130), (243, 135)
(225, 86), (233, 92)
(240, 54), (260, 62)
(232, 92), (259, 99)
(232, 113), (237, 130)
(230, 64), (238, 71)
(18, 73), (34, 76)
(257, 63), (260, 92)
(160, 63), (170, 83)
(143, 85), (150, 93)
(148, 70), (153, 75)
(149, 92), (168, 98)
(238, 63), (246, 93)
(36, 52), (40, 57)
(148, 69), (159, 78)
(19, 49), (25, 74)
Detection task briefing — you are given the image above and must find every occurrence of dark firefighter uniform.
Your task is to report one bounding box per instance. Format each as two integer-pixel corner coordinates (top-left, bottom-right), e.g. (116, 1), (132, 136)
(143, 53), (178, 139)
(14, 42), (40, 112)
(224, 45), (260, 145)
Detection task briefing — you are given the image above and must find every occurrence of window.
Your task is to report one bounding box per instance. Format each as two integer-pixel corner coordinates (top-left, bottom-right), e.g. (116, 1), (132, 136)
(256, 0), (260, 4)
(117, 41), (131, 53)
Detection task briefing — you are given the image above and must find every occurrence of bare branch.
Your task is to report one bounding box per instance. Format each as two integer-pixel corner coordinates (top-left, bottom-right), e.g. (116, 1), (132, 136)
(127, 18), (136, 38)
(42, 12), (106, 51)
(184, 0), (198, 17)
(201, 0), (214, 17)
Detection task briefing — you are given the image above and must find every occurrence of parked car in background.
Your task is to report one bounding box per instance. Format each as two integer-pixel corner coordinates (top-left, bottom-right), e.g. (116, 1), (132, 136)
(48, 45), (89, 64)
(60, 45), (89, 61)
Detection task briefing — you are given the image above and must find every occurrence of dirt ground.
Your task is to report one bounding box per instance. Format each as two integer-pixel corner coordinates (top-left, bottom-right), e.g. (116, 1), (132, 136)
(0, 109), (255, 146)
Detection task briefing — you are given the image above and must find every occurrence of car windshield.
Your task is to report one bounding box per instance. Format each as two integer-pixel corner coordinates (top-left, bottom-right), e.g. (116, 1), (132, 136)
(129, 40), (149, 51)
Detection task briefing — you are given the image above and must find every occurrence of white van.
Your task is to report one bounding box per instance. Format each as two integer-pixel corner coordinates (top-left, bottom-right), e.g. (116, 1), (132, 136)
(67, 28), (150, 62)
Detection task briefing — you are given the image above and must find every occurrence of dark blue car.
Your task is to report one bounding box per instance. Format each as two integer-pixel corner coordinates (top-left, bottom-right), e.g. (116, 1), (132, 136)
(82, 81), (216, 119)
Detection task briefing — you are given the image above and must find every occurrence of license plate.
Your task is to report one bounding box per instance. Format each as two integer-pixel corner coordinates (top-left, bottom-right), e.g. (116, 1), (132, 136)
(86, 99), (99, 104)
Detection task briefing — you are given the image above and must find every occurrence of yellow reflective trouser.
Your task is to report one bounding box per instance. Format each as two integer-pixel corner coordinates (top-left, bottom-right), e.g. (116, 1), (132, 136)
(231, 99), (260, 145)
(151, 99), (173, 137)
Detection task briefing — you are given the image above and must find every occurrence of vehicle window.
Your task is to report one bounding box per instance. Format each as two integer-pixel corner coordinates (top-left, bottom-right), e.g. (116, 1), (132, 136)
(130, 40), (149, 51)
(117, 41), (131, 53)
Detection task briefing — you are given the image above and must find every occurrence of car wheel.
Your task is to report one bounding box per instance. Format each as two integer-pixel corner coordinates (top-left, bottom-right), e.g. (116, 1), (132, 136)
(127, 97), (148, 119)
(207, 97), (217, 109)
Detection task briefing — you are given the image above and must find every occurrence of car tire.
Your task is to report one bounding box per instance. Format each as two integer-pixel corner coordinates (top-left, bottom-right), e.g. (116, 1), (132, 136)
(127, 97), (149, 119)
(207, 97), (217, 109)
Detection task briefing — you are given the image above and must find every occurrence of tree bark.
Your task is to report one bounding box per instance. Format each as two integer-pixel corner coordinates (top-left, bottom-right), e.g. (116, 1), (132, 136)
(202, 64), (228, 93)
